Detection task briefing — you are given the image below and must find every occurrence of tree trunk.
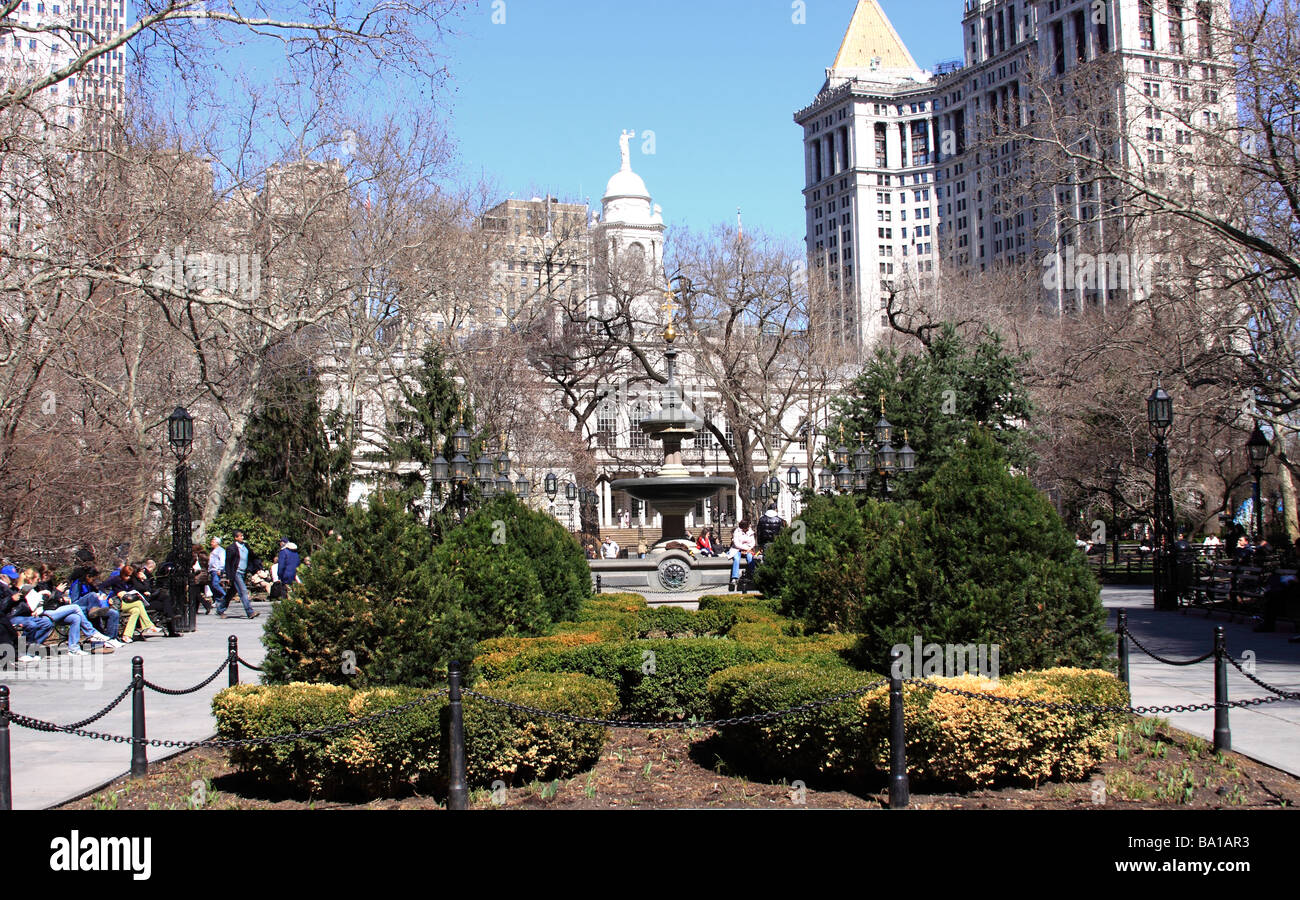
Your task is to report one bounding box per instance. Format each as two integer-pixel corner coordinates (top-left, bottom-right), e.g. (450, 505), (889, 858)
(199, 355), (266, 529)
(1274, 432), (1299, 542)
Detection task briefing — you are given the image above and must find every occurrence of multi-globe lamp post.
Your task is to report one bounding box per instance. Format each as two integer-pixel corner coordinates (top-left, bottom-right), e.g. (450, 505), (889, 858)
(430, 417), (529, 522)
(815, 400), (916, 499)
(166, 406), (196, 633)
(1147, 379), (1177, 611)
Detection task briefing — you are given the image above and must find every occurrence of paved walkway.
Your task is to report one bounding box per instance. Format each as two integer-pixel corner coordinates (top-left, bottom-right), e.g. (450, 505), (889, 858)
(1105, 586), (1300, 776)
(2, 604), (268, 810)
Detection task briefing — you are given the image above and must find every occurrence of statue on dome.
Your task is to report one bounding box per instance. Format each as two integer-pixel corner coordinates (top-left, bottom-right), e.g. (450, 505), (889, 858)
(619, 129), (635, 171)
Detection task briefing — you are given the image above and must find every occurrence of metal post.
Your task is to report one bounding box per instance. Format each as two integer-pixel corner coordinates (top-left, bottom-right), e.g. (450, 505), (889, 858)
(0, 685), (11, 811)
(1111, 484), (1121, 566)
(1252, 468), (1263, 542)
(1116, 610), (1130, 691)
(170, 458), (197, 633)
(1152, 436), (1177, 610)
(1213, 626), (1230, 752)
(595, 573), (602, 595)
(131, 657), (147, 778)
(228, 635), (239, 687)
(447, 662), (468, 810)
(888, 647), (909, 809)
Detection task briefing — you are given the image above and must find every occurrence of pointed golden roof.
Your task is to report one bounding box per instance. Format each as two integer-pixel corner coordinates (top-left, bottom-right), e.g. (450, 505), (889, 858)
(831, 0), (918, 72)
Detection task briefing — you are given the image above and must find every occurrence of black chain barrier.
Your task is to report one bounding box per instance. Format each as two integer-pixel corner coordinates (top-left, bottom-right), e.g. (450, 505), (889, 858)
(1223, 654), (1300, 700)
(1121, 627), (1217, 667)
(142, 658), (231, 696)
(7, 687), (451, 750)
(900, 678), (1288, 714)
(59, 683), (135, 731)
(461, 681), (891, 730)
(4, 618), (1298, 811)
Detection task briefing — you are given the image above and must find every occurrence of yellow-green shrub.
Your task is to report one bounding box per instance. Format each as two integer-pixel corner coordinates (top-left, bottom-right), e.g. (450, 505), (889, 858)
(859, 668), (1129, 788)
(212, 672), (617, 799)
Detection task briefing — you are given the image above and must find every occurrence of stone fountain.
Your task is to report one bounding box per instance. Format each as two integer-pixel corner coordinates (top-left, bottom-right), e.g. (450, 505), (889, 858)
(591, 317), (735, 596)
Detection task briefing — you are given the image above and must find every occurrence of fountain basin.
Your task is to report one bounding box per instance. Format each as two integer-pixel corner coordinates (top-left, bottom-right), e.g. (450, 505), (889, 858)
(611, 475), (733, 550)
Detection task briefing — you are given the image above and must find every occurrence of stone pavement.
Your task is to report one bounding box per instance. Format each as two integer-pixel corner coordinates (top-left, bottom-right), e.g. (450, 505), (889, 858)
(2, 602), (268, 810)
(1105, 586), (1300, 776)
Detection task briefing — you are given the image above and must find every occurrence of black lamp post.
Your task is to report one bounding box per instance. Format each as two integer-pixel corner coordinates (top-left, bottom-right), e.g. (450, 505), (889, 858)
(1147, 379), (1176, 610)
(1246, 424), (1271, 541)
(1107, 463), (1122, 566)
(166, 407), (196, 633)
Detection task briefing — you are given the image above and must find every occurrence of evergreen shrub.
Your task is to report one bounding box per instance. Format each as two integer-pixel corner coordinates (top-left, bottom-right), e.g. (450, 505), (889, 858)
(212, 672), (616, 799)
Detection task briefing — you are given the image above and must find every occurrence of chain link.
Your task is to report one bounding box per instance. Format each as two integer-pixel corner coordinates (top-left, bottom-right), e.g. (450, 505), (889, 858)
(236, 656), (263, 672)
(1223, 654), (1300, 700)
(53, 682), (136, 731)
(461, 680), (890, 729)
(1120, 628), (1217, 667)
(902, 677), (1290, 714)
(142, 658), (231, 696)
(7, 687), (451, 749)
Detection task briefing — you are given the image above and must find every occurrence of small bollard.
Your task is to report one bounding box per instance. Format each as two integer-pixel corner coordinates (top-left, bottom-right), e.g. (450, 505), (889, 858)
(1213, 626), (1230, 752)
(1117, 610), (1130, 691)
(228, 635), (240, 687)
(447, 662), (469, 810)
(1, 685), (12, 811)
(130, 657), (147, 778)
(595, 573), (602, 594)
(888, 647), (909, 809)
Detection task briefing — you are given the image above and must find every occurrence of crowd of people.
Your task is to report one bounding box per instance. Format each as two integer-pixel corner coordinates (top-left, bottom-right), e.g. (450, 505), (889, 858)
(1, 533), (306, 665)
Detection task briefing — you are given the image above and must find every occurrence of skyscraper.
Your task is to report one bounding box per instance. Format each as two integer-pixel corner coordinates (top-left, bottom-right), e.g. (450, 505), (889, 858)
(798, 0), (1236, 351)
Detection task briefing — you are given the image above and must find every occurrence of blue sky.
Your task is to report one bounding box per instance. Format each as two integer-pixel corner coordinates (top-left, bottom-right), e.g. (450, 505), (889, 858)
(439, 1), (965, 242)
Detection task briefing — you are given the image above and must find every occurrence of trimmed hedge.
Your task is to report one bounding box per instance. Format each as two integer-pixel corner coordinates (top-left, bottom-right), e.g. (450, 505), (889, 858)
(707, 662), (884, 780)
(212, 672), (617, 799)
(477, 638), (772, 720)
(859, 668), (1129, 788)
(634, 606), (737, 639)
(706, 664), (1128, 789)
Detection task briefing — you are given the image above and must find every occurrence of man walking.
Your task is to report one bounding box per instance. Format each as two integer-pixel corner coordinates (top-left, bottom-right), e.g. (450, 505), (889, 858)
(220, 531), (261, 619)
(207, 536), (227, 615)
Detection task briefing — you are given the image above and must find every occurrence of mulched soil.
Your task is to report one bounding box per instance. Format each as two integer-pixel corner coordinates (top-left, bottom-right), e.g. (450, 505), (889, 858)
(60, 717), (1300, 811)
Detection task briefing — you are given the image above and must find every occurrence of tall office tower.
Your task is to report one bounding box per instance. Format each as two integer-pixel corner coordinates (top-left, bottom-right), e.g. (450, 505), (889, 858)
(794, 0), (945, 356)
(801, 0), (1237, 344)
(480, 195), (593, 336)
(0, 0), (128, 128)
(2, 0), (129, 242)
(934, 0), (1236, 314)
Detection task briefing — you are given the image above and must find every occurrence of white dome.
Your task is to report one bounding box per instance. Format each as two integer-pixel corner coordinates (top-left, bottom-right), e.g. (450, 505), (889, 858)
(604, 168), (650, 201)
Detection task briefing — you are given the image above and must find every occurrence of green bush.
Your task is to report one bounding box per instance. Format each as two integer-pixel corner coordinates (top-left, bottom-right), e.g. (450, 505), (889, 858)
(758, 430), (1112, 673)
(755, 495), (903, 632)
(634, 606), (737, 639)
(262, 491), (585, 689)
(707, 662), (883, 781)
(859, 668), (1129, 788)
(440, 496), (591, 623)
(850, 430), (1111, 672)
(706, 665), (1127, 790)
(475, 636), (774, 720)
(212, 672), (617, 799)
(260, 493), (453, 688)
(204, 512), (280, 563)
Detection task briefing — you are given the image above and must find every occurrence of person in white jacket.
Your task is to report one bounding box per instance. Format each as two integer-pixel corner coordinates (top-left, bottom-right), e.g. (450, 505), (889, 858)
(729, 520), (757, 591)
